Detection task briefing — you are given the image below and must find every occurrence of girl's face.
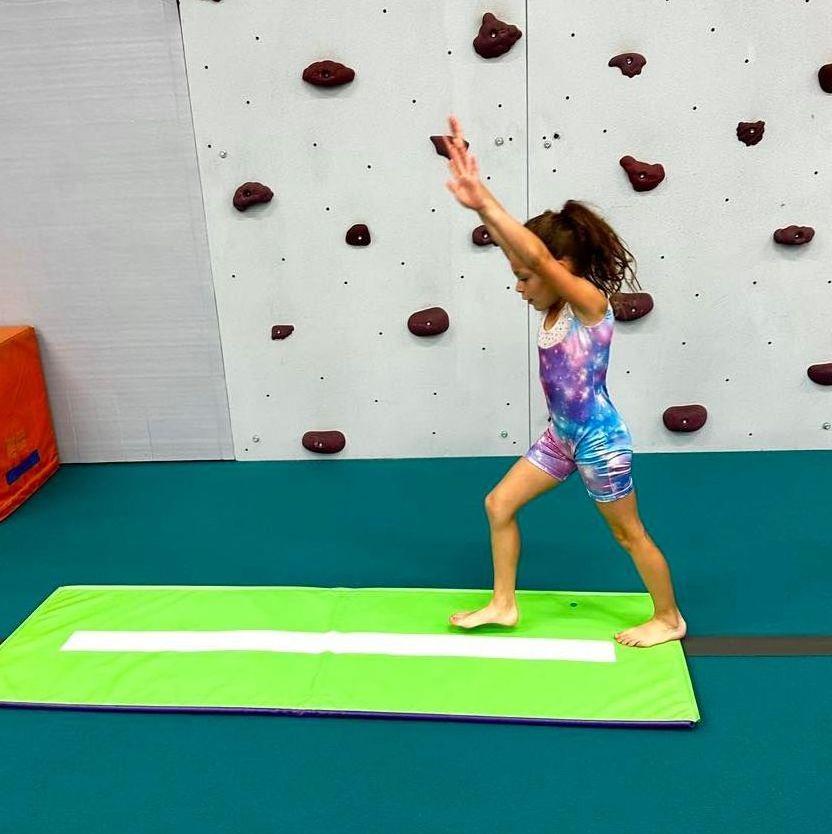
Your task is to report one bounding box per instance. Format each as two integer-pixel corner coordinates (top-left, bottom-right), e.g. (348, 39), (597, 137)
(509, 254), (572, 312)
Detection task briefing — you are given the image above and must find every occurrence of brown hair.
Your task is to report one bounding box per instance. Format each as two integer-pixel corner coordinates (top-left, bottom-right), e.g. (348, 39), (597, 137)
(523, 200), (642, 297)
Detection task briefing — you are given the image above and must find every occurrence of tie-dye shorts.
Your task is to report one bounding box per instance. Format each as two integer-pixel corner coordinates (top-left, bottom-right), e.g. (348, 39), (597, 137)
(524, 425), (634, 503)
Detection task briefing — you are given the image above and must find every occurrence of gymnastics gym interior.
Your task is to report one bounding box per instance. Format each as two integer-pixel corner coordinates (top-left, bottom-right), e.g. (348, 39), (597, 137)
(1, 3), (830, 833)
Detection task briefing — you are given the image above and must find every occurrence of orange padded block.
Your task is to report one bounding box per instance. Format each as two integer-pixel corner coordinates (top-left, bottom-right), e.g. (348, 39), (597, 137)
(0, 327), (59, 521)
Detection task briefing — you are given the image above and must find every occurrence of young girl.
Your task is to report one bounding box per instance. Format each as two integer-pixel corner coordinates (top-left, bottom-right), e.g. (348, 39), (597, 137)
(442, 114), (686, 648)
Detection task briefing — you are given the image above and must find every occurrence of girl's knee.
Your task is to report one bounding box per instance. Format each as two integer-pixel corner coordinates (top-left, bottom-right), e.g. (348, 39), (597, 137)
(484, 490), (516, 525)
(613, 525), (646, 548)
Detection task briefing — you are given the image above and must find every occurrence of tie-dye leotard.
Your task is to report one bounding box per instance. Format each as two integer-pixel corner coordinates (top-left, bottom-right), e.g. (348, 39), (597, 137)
(524, 299), (634, 503)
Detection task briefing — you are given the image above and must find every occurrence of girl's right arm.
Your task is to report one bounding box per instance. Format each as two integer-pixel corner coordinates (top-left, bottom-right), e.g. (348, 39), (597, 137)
(483, 219), (521, 263)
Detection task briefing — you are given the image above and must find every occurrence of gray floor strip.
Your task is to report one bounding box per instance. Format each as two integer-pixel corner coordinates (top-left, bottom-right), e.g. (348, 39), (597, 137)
(683, 636), (832, 656)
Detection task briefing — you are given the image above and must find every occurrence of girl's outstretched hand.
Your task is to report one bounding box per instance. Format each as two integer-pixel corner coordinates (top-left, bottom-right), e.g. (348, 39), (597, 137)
(443, 115), (489, 212)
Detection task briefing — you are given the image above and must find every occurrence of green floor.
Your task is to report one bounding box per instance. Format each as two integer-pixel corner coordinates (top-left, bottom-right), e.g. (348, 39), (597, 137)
(1, 451), (830, 832)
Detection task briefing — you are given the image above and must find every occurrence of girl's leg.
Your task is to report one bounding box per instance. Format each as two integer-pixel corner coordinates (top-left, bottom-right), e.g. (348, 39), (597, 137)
(450, 457), (564, 628)
(593, 489), (687, 647)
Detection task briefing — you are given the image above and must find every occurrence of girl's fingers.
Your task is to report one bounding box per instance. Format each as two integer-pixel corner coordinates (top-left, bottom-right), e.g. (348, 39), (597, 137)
(446, 144), (461, 178)
(448, 115), (466, 152)
(444, 135), (460, 168)
(450, 146), (469, 181)
(445, 133), (466, 168)
(444, 117), (479, 190)
(448, 148), (476, 186)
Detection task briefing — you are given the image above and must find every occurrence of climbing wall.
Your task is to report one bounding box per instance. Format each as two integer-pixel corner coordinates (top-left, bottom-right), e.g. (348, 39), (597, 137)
(179, 0), (832, 461)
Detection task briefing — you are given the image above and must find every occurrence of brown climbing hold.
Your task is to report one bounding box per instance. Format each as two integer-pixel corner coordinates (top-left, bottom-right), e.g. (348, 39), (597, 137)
(608, 53), (647, 77)
(271, 325), (294, 341)
(301, 60), (355, 87)
(233, 182), (274, 211)
(737, 121), (765, 146)
(663, 405), (707, 433)
(807, 363), (832, 385)
(431, 135), (469, 159)
(408, 307), (449, 337)
(619, 156), (665, 192)
(346, 224), (371, 246)
(473, 12), (522, 59)
(472, 225), (499, 246)
(302, 431), (346, 454)
(611, 292), (654, 321)
(773, 226), (814, 245)
(818, 64), (832, 93)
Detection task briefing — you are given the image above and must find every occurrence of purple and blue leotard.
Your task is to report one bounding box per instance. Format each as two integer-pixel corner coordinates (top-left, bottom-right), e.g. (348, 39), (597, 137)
(524, 300), (634, 503)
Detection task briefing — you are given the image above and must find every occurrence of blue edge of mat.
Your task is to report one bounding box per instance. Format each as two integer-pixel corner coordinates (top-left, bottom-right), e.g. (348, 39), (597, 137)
(0, 701), (696, 730)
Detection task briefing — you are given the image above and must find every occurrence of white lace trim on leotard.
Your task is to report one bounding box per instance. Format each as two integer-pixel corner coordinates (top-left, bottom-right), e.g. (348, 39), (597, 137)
(537, 304), (573, 349)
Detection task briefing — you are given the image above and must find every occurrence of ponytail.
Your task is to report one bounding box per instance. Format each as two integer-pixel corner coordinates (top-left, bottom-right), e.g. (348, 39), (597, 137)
(524, 200), (642, 297)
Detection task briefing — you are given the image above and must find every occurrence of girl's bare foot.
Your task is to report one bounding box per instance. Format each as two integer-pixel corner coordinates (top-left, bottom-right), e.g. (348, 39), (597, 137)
(450, 601), (518, 629)
(615, 612), (687, 648)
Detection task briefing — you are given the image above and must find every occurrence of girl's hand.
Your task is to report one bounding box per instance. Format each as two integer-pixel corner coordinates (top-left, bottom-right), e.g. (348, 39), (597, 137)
(443, 115), (489, 212)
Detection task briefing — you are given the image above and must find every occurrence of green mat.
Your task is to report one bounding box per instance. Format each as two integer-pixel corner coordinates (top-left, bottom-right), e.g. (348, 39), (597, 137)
(0, 586), (699, 728)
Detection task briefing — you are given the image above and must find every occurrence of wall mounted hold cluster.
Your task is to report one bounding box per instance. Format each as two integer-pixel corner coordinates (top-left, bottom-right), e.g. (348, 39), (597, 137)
(346, 224), (371, 246)
(663, 405), (708, 433)
(608, 53), (647, 77)
(407, 307), (450, 337)
(737, 120), (765, 146)
(773, 226), (814, 246)
(473, 13), (522, 59)
(807, 364), (832, 385)
(271, 326), (294, 341)
(233, 182), (273, 211)
(610, 293), (654, 322)
(472, 225), (500, 247)
(302, 431), (347, 454)
(619, 156), (665, 192)
(302, 60), (355, 87)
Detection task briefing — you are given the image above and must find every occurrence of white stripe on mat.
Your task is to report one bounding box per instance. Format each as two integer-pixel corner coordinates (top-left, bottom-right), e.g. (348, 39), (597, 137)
(61, 630), (616, 663)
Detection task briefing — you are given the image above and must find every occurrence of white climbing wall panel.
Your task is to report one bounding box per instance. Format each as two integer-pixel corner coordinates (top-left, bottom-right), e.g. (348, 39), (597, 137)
(179, 0), (532, 460)
(526, 1), (832, 453)
(180, 0), (832, 461)
(181, 0), (529, 459)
